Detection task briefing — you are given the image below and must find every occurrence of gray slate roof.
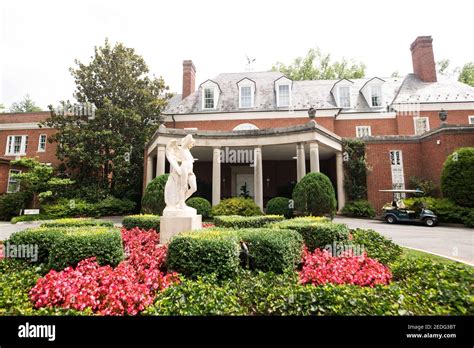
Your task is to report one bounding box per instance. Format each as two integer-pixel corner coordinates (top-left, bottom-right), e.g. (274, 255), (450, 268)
(165, 71), (474, 115)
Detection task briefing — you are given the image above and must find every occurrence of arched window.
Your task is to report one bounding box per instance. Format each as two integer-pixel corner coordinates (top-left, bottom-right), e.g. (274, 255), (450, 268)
(233, 123), (259, 131)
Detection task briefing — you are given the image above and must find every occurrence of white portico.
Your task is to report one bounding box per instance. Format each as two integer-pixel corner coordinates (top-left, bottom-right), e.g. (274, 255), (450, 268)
(145, 121), (345, 211)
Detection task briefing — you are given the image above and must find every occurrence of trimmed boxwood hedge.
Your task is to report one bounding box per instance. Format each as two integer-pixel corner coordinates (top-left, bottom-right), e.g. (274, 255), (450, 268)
(41, 218), (114, 228)
(213, 215), (284, 229)
(186, 197), (212, 219)
(166, 228), (303, 278)
(211, 197), (262, 217)
(265, 197), (293, 218)
(268, 219), (349, 251)
(122, 214), (160, 231)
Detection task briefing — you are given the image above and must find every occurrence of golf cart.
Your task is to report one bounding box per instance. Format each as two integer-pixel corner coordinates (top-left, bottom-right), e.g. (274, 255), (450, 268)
(379, 189), (438, 227)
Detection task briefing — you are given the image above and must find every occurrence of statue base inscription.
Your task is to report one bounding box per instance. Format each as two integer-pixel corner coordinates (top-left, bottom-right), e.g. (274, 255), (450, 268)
(159, 213), (202, 244)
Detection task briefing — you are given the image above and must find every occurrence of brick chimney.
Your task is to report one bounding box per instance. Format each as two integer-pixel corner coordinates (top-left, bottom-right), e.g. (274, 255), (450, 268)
(182, 60), (196, 99)
(410, 36), (437, 82)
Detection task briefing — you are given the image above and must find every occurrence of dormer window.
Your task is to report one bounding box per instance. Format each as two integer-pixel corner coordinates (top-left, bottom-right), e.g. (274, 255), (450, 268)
(278, 85), (290, 107)
(204, 88), (215, 109)
(371, 85), (382, 107)
(339, 86), (351, 108)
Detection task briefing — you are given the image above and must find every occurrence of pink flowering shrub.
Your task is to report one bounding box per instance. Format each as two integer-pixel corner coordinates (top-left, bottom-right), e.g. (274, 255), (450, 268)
(299, 248), (392, 287)
(29, 228), (178, 315)
(202, 222), (215, 228)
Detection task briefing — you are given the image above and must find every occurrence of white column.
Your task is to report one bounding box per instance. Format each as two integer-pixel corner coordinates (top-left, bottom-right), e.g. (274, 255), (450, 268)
(296, 143), (306, 182)
(146, 155), (154, 187)
(156, 145), (166, 177)
(336, 152), (346, 211)
(254, 146), (263, 211)
(309, 141), (320, 173)
(212, 147), (221, 206)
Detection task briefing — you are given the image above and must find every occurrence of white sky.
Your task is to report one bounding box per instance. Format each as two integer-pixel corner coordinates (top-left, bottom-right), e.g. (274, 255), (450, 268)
(1, 0), (473, 109)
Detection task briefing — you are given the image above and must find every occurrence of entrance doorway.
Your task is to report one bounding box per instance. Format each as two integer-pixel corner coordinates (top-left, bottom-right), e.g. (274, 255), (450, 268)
(235, 173), (254, 198)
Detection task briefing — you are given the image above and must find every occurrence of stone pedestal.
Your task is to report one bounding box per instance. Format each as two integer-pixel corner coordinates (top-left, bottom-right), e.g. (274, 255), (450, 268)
(159, 208), (202, 244)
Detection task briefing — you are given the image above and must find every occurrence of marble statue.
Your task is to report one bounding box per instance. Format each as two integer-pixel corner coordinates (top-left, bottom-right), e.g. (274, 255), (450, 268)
(163, 134), (198, 216)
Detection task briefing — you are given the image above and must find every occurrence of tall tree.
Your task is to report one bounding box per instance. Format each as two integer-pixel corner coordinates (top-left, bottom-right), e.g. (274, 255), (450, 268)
(272, 48), (366, 80)
(42, 39), (171, 201)
(9, 94), (42, 112)
(458, 62), (474, 87)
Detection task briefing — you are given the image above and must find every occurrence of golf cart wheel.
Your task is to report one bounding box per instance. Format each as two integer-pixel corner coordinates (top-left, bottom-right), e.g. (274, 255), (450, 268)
(424, 218), (436, 227)
(385, 215), (396, 224)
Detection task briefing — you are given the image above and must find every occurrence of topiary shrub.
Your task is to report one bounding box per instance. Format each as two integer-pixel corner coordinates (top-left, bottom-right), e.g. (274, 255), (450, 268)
(186, 197), (212, 219)
(292, 172), (337, 217)
(341, 200), (376, 218)
(122, 214), (160, 231)
(211, 197), (262, 217)
(214, 215), (284, 229)
(351, 228), (402, 265)
(441, 147), (474, 208)
(41, 218), (114, 228)
(141, 174), (169, 215)
(265, 196), (293, 218)
(269, 220), (349, 251)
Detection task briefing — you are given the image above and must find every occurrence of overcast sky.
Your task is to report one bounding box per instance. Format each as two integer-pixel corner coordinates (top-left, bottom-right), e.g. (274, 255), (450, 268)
(1, 0), (473, 110)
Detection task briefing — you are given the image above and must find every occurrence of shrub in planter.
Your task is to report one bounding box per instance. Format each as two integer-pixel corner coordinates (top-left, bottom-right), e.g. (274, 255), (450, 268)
(0, 191), (31, 221)
(211, 197), (262, 217)
(214, 215), (284, 229)
(141, 174), (168, 215)
(122, 214), (160, 231)
(167, 230), (241, 279)
(269, 220), (349, 251)
(341, 200), (376, 218)
(351, 228), (402, 265)
(266, 197), (293, 218)
(41, 218), (114, 228)
(441, 147), (474, 208)
(292, 172), (337, 217)
(238, 228), (303, 273)
(47, 227), (124, 270)
(186, 197), (212, 219)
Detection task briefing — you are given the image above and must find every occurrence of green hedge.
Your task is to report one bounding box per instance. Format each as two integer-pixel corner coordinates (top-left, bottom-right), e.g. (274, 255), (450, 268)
(268, 219), (349, 251)
(341, 200), (376, 218)
(40, 218), (114, 228)
(8, 226), (124, 270)
(186, 197), (212, 219)
(213, 215), (284, 229)
(351, 228), (403, 265)
(211, 197), (262, 217)
(441, 147), (474, 208)
(265, 197), (293, 218)
(292, 172), (337, 217)
(122, 214), (160, 231)
(167, 230), (241, 279)
(42, 197), (135, 219)
(167, 228), (303, 278)
(0, 191), (31, 221)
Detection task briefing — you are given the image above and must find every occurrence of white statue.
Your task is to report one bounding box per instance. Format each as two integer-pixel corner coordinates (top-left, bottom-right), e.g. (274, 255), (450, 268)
(163, 134), (197, 215)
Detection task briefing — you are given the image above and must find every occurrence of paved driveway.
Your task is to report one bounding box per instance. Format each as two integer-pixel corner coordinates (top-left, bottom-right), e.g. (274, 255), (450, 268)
(333, 216), (474, 265)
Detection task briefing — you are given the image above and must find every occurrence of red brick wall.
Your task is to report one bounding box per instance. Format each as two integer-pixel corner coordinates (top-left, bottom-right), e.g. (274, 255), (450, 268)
(166, 117), (310, 131)
(334, 118), (398, 137)
(0, 112), (50, 124)
(396, 110), (473, 135)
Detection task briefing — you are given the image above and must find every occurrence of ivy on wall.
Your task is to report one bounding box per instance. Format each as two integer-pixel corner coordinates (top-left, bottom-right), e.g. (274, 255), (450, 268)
(343, 140), (370, 201)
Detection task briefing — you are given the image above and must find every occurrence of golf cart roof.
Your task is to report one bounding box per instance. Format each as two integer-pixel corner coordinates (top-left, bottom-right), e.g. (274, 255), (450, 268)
(378, 189), (424, 193)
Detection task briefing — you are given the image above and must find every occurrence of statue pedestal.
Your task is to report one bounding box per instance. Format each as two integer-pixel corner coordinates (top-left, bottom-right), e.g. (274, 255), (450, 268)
(159, 211), (202, 244)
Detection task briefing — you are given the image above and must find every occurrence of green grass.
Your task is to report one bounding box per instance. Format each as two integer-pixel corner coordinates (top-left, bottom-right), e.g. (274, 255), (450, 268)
(401, 247), (472, 268)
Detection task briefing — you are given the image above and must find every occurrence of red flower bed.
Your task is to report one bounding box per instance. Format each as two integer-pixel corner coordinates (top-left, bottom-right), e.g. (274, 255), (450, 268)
(299, 248), (392, 287)
(202, 222), (215, 228)
(29, 228), (178, 315)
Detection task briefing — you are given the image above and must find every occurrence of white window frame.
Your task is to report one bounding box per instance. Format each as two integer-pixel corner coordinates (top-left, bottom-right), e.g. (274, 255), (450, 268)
(356, 126), (372, 137)
(370, 85), (382, 107)
(389, 150), (405, 199)
(5, 135), (28, 156)
(37, 134), (47, 152)
(239, 85), (254, 109)
(413, 116), (430, 135)
(338, 86), (351, 108)
(276, 84), (291, 107)
(468, 115), (474, 124)
(7, 169), (21, 193)
(203, 87), (215, 110)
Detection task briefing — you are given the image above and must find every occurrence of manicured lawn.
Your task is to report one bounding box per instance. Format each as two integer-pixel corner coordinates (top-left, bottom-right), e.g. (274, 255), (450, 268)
(401, 247), (472, 268)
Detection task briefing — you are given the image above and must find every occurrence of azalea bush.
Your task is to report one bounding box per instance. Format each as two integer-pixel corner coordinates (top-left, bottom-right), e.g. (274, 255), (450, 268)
(299, 248), (392, 287)
(29, 228), (178, 315)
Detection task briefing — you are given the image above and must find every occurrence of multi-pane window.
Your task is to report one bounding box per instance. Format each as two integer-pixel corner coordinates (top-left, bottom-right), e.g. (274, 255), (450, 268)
(468, 116), (474, 125)
(414, 117), (430, 135)
(371, 85), (382, 107)
(339, 86), (351, 108)
(390, 150), (405, 198)
(38, 134), (47, 152)
(204, 88), (215, 109)
(278, 85), (290, 107)
(6, 135), (28, 155)
(7, 169), (21, 193)
(356, 126), (372, 137)
(240, 86), (252, 108)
